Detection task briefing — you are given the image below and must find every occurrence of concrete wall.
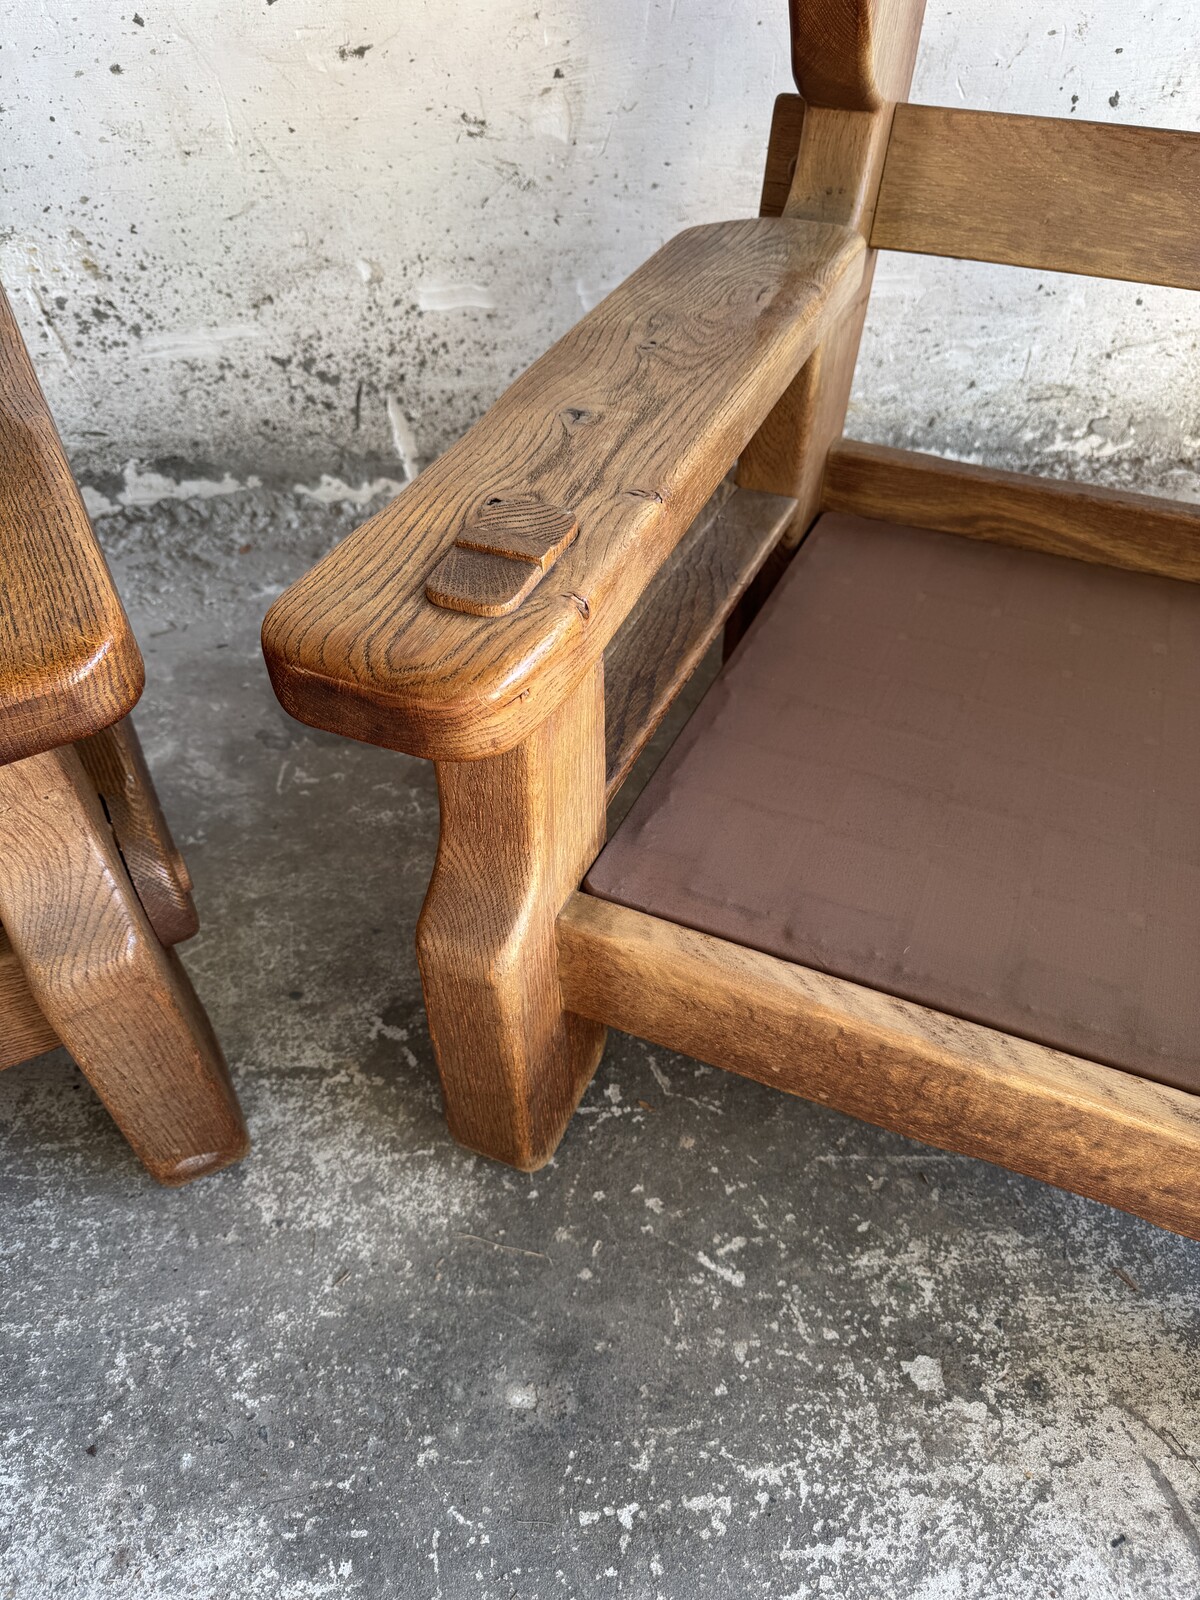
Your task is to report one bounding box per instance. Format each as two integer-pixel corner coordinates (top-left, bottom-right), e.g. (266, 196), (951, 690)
(2, 1), (1197, 513)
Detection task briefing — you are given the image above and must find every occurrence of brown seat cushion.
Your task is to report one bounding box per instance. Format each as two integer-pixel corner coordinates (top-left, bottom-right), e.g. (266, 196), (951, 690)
(586, 512), (1200, 1095)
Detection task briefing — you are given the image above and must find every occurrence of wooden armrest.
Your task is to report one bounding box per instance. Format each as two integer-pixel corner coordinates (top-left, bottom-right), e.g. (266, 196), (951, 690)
(263, 218), (865, 761)
(0, 288), (143, 765)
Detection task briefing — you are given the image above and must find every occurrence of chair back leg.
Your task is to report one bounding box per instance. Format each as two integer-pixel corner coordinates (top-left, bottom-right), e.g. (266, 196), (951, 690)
(0, 744), (248, 1184)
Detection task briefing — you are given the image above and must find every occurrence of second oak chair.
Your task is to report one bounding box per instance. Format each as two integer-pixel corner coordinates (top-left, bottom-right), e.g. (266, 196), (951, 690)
(0, 286), (248, 1184)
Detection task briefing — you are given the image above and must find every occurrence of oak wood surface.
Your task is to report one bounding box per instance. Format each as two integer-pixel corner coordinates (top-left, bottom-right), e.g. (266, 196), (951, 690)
(426, 493), (580, 617)
(823, 440), (1200, 582)
(790, 0), (927, 111)
(558, 895), (1200, 1241)
(454, 493), (579, 567)
(0, 286), (143, 765)
(423, 546), (549, 620)
(0, 926), (58, 1069)
(873, 104), (1200, 289)
(0, 746), (248, 1183)
(262, 219), (865, 762)
(737, 0), (926, 562)
(76, 718), (200, 947)
(604, 482), (796, 796)
(736, 274), (875, 550)
(416, 666), (608, 1170)
(260, 0), (1200, 1244)
(759, 94), (806, 218)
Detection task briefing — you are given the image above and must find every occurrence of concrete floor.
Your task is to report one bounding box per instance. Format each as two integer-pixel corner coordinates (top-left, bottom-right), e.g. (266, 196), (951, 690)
(2, 490), (1199, 1600)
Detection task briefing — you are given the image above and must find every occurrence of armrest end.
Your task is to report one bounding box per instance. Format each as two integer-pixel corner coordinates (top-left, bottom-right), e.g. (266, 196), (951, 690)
(0, 289), (144, 766)
(264, 217), (865, 760)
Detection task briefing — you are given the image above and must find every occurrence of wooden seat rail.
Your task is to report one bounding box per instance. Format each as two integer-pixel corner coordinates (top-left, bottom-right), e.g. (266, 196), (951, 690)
(557, 894), (1200, 1242)
(823, 440), (1200, 583)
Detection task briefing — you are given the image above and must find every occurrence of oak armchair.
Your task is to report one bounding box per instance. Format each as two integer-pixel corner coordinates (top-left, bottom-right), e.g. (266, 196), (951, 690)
(265, 0), (1200, 1240)
(0, 287), (248, 1183)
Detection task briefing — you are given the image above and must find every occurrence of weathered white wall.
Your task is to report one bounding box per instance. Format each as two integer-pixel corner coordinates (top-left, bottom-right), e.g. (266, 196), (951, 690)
(864, 1), (1200, 501)
(2, 1), (1197, 511)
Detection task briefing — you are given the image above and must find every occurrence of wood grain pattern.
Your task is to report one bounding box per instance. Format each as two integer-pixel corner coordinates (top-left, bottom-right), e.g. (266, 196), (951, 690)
(424, 546), (550, 618)
(262, 219), (865, 762)
(725, 283), (876, 659)
(604, 482), (796, 796)
(76, 717), (200, 947)
(790, 0), (927, 111)
(0, 746), (248, 1183)
(737, 1), (925, 566)
(260, 0), (1200, 1244)
(873, 104), (1200, 289)
(455, 493), (579, 568)
(415, 665), (607, 1170)
(759, 94), (806, 218)
(736, 274), (874, 547)
(0, 926), (58, 1069)
(823, 440), (1200, 582)
(0, 286), (143, 765)
(558, 894), (1200, 1241)
(426, 494), (580, 617)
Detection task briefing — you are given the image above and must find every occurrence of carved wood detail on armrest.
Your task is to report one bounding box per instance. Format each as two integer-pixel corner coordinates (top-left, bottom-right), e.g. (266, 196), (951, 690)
(263, 218), (865, 761)
(426, 494), (580, 616)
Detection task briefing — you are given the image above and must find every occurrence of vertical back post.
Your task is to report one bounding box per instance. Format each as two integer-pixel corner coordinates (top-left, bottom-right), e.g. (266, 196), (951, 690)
(737, 0), (927, 548)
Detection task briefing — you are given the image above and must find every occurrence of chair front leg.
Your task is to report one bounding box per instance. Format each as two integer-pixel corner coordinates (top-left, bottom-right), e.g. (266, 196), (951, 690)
(416, 663), (608, 1170)
(0, 744), (248, 1184)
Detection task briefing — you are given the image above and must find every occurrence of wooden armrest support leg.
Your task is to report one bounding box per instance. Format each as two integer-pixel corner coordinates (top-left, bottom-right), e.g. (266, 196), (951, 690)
(729, 1), (927, 649)
(416, 664), (607, 1170)
(76, 717), (200, 948)
(0, 746), (248, 1184)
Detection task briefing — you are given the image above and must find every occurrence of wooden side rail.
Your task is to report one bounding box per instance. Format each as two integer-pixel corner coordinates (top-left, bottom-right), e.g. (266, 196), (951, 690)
(0, 288), (144, 766)
(0, 926), (58, 1069)
(603, 481), (796, 796)
(263, 219), (866, 762)
(823, 440), (1200, 582)
(873, 104), (1200, 290)
(557, 894), (1200, 1241)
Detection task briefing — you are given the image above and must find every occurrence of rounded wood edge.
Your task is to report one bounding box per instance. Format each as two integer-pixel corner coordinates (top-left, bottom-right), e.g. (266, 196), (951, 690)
(261, 601), (590, 762)
(0, 619), (144, 769)
(75, 719), (201, 948)
(789, 0), (927, 112)
(259, 217), (866, 757)
(558, 895), (1200, 1243)
(152, 1128), (252, 1186)
(442, 1118), (574, 1174)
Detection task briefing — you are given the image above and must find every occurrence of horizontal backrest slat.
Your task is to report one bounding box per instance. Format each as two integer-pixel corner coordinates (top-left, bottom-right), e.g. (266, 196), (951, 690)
(872, 103), (1200, 289)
